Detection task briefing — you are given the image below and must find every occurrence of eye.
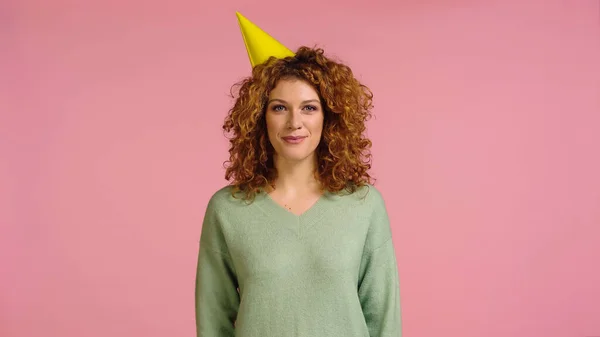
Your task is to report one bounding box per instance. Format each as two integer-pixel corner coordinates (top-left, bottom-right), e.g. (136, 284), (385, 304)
(271, 104), (286, 112)
(303, 105), (318, 112)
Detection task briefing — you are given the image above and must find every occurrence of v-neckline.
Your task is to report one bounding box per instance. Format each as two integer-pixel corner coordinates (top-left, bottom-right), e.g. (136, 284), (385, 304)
(264, 191), (326, 217)
(253, 188), (336, 234)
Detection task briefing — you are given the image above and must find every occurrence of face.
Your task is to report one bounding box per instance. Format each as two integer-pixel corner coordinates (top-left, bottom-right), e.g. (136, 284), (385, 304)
(265, 78), (324, 164)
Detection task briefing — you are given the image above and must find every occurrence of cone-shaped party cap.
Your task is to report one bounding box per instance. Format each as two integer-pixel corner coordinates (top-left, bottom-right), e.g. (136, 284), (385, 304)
(236, 11), (294, 67)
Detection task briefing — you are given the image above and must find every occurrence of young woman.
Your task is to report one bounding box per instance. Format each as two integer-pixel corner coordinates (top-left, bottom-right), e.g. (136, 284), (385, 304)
(195, 13), (402, 337)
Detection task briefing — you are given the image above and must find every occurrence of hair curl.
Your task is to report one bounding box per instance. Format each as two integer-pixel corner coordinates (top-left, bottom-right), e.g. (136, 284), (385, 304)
(223, 46), (375, 201)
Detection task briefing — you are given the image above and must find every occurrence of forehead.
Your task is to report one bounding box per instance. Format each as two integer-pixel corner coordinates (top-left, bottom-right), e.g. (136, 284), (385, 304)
(269, 78), (319, 100)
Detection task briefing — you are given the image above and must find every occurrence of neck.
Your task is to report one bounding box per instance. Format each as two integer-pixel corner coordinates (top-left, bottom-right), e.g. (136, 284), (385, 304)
(270, 154), (320, 194)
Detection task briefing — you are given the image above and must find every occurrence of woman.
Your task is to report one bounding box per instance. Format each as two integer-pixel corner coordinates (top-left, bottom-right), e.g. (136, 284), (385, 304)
(195, 13), (402, 337)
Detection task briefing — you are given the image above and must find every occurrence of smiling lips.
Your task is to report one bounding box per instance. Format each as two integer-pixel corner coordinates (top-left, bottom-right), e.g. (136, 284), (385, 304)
(282, 136), (306, 144)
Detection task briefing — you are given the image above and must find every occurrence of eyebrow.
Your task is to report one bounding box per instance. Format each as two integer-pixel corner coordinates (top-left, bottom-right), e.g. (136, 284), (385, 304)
(267, 98), (321, 105)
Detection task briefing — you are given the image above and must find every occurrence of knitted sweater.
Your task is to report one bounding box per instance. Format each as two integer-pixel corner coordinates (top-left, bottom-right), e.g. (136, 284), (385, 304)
(195, 184), (402, 336)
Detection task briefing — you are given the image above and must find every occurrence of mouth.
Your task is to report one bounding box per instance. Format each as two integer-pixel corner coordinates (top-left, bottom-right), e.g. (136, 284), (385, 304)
(282, 136), (307, 144)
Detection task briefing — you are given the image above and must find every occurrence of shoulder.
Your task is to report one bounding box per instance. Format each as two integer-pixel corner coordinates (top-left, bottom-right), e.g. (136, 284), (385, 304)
(207, 185), (235, 204)
(201, 185), (247, 234)
(349, 184), (392, 250)
(360, 183), (386, 204)
(334, 183), (387, 209)
(325, 183), (389, 225)
(205, 185), (248, 210)
(204, 184), (263, 219)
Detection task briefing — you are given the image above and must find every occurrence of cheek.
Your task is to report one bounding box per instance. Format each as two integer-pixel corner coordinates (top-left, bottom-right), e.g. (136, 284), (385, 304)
(265, 116), (280, 135)
(309, 116), (324, 134)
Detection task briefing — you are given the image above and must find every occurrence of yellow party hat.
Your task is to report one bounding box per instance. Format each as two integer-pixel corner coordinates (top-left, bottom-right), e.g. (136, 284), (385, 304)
(236, 11), (295, 67)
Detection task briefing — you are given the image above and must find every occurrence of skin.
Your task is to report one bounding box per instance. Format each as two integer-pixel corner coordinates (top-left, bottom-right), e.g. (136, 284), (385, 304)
(264, 78), (325, 214)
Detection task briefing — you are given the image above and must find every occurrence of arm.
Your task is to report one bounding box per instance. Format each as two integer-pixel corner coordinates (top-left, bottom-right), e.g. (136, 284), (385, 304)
(195, 197), (240, 337)
(358, 188), (402, 337)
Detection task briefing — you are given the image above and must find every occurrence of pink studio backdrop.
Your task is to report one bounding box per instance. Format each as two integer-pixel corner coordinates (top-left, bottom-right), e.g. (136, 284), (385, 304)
(2, 1), (599, 336)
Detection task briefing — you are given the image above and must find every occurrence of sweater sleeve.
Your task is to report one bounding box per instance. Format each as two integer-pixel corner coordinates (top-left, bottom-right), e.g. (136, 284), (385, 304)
(358, 188), (402, 337)
(195, 197), (240, 337)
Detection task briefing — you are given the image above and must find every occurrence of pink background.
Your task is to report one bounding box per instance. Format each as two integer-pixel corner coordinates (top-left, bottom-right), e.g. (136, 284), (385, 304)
(2, 0), (599, 336)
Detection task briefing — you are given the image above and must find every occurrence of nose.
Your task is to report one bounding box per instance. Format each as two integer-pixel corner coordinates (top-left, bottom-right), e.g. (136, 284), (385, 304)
(287, 110), (302, 129)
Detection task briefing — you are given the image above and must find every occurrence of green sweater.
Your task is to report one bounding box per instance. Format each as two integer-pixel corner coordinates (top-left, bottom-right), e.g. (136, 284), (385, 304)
(195, 184), (402, 336)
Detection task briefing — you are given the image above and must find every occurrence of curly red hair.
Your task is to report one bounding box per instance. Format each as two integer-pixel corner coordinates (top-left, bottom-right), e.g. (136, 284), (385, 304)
(223, 46), (375, 200)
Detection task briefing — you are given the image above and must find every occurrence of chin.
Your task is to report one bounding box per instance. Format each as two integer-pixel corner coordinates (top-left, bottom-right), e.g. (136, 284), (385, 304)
(280, 153), (312, 162)
(275, 149), (317, 163)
